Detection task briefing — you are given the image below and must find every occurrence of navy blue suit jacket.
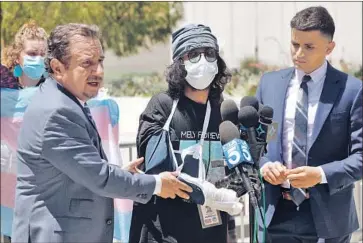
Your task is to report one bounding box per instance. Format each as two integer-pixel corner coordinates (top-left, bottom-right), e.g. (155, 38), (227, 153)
(255, 63), (362, 238)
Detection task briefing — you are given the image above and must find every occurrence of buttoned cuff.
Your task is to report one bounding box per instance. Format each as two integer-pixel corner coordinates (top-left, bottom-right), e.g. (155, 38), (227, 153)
(318, 166), (327, 184)
(153, 175), (162, 194)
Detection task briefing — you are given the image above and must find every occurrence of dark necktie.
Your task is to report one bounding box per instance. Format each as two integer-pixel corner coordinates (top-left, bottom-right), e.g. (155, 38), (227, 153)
(290, 75), (311, 206)
(83, 103), (96, 127)
(83, 103), (107, 159)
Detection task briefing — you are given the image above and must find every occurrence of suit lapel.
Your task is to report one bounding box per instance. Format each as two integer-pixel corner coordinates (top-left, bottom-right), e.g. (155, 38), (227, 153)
(309, 63), (343, 151)
(276, 68), (294, 158)
(56, 82), (98, 131)
(55, 79), (107, 159)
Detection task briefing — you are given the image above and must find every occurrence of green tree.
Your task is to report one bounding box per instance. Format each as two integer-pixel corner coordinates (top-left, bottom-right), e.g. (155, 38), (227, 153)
(1, 2), (183, 56)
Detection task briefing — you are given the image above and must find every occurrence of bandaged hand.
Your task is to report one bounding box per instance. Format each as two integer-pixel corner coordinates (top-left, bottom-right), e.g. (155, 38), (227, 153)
(178, 173), (243, 216)
(202, 180), (243, 216)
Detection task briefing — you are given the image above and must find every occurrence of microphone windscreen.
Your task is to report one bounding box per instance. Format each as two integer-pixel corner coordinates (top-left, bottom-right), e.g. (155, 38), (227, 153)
(238, 106), (259, 128)
(258, 103), (264, 112)
(259, 105), (274, 119)
(221, 99), (239, 125)
(240, 96), (259, 111)
(219, 121), (240, 145)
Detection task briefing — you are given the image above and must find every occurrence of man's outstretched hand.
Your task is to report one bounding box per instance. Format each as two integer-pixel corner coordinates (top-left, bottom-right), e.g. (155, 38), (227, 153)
(157, 171), (193, 200)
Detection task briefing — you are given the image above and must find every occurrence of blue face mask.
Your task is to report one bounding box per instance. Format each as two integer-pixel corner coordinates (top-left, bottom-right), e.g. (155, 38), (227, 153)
(20, 55), (45, 80)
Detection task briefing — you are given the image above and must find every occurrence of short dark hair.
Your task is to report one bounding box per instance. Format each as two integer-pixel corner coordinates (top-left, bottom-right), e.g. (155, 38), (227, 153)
(290, 6), (335, 40)
(165, 56), (231, 104)
(45, 23), (101, 74)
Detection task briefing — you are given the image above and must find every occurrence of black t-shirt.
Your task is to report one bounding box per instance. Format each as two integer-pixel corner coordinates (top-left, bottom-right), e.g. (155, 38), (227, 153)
(130, 92), (228, 243)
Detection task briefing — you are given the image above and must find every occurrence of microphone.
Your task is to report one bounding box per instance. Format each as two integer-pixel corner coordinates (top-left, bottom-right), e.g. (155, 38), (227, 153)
(238, 106), (259, 145)
(239, 97), (259, 140)
(238, 106), (269, 169)
(220, 99), (241, 179)
(240, 96), (259, 111)
(239, 96), (273, 143)
(256, 105), (274, 143)
(214, 168), (248, 197)
(221, 99), (239, 125)
(237, 106), (264, 202)
(219, 121), (259, 209)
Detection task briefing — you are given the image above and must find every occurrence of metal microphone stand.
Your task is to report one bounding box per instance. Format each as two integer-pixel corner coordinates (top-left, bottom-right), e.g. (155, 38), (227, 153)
(248, 142), (266, 243)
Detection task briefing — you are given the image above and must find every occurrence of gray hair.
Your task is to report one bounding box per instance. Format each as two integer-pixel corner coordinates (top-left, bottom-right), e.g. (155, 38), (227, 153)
(45, 23), (101, 74)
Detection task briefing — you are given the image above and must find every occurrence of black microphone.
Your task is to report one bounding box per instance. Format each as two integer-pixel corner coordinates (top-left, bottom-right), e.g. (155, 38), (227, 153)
(238, 106), (259, 144)
(219, 121), (259, 209)
(214, 169), (247, 197)
(221, 99), (239, 125)
(256, 105), (274, 143)
(240, 96), (259, 111)
(239, 97), (259, 140)
(239, 96), (273, 142)
(237, 105), (266, 204)
(220, 99), (240, 178)
(238, 105), (267, 172)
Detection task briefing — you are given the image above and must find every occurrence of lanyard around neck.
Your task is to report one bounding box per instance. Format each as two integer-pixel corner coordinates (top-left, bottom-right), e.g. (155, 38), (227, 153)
(164, 99), (211, 174)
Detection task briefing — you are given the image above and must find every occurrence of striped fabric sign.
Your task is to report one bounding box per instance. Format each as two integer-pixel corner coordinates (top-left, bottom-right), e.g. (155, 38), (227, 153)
(1, 87), (133, 242)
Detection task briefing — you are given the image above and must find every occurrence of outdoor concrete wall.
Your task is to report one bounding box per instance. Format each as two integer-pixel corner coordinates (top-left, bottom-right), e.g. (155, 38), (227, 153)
(106, 2), (362, 74)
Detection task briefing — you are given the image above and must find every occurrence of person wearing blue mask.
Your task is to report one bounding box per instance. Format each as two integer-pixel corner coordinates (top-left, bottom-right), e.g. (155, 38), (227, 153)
(0, 20), (48, 243)
(1, 21), (47, 89)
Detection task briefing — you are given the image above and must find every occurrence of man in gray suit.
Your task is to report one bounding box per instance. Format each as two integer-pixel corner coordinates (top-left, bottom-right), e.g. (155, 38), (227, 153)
(12, 23), (192, 243)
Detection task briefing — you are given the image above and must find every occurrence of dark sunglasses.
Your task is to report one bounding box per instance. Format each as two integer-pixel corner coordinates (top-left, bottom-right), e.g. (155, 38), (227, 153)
(187, 48), (218, 63)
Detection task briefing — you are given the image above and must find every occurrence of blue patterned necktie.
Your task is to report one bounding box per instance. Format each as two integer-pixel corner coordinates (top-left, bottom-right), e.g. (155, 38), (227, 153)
(290, 75), (311, 206)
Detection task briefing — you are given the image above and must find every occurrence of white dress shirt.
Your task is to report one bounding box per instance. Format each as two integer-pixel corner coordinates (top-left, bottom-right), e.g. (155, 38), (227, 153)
(76, 98), (162, 194)
(262, 61), (328, 188)
(77, 98), (85, 106)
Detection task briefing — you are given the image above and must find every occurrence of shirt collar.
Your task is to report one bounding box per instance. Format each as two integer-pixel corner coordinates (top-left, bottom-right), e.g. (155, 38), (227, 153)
(295, 60), (328, 84)
(77, 98), (85, 107)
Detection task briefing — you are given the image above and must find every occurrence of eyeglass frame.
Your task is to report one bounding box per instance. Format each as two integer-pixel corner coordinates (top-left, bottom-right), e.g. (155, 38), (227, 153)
(181, 47), (219, 64)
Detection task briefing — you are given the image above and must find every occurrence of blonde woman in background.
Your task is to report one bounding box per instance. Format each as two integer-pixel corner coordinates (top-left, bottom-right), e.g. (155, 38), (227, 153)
(1, 20), (47, 89)
(0, 21), (47, 242)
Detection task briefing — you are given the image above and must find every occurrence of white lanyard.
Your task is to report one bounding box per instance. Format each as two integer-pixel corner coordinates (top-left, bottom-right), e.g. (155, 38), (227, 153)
(163, 99), (211, 179)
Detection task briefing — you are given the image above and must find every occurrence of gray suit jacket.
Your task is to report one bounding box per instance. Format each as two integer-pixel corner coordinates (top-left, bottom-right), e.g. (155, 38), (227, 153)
(12, 78), (156, 243)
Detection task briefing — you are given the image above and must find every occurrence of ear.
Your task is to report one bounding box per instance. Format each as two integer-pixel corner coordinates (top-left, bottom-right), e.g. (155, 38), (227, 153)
(326, 41), (335, 55)
(15, 54), (21, 65)
(50, 59), (66, 81)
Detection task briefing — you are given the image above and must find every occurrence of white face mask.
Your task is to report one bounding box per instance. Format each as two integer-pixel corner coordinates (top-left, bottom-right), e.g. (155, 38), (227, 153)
(184, 55), (218, 90)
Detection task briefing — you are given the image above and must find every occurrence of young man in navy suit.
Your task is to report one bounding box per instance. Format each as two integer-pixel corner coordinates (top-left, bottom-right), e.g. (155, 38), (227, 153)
(256, 6), (362, 243)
